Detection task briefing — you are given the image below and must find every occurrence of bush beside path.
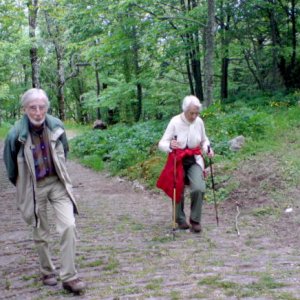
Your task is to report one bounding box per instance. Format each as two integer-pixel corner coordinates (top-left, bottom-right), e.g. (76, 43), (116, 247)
(1, 139), (300, 300)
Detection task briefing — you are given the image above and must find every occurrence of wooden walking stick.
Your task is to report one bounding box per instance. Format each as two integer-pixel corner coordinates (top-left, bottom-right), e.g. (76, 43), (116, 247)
(172, 135), (177, 239)
(208, 145), (219, 226)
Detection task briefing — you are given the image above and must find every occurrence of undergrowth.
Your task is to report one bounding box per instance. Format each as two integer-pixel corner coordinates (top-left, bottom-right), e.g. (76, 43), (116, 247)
(69, 96), (300, 202)
(0, 122), (11, 139)
(1, 95), (299, 203)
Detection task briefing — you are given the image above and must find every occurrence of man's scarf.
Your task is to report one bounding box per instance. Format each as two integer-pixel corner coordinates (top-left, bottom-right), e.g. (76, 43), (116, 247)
(156, 147), (202, 203)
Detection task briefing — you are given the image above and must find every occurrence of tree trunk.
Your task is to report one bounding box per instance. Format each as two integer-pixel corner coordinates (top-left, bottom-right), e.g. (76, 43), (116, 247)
(276, 0), (299, 89)
(219, 0), (230, 102)
(190, 34), (204, 101)
(44, 10), (65, 120)
(54, 44), (65, 120)
(267, 6), (281, 88)
(290, 0), (296, 68)
(190, 0), (203, 101)
(221, 57), (229, 100)
(27, 0), (40, 88)
(132, 24), (142, 121)
(95, 62), (101, 120)
(44, 10), (81, 120)
(285, 0), (298, 88)
(71, 79), (85, 123)
(23, 64), (29, 87)
(243, 49), (264, 90)
(185, 53), (195, 95)
(203, 0), (215, 107)
(180, 0), (204, 101)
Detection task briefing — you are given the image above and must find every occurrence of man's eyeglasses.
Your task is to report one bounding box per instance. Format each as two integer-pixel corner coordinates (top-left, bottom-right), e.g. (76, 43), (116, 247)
(28, 105), (47, 112)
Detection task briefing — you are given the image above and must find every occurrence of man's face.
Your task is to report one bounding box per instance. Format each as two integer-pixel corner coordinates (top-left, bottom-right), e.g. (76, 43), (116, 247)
(184, 105), (199, 123)
(24, 98), (48, 127)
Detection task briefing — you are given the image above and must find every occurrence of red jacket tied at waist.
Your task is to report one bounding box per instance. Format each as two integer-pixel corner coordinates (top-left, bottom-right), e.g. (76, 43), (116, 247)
(156, 147), (202, 203)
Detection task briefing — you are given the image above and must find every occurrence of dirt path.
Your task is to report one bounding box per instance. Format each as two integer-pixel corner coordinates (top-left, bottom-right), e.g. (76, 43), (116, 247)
(1, 139), (300, 300)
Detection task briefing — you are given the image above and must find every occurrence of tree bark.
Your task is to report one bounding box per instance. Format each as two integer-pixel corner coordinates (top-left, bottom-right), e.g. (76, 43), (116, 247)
(44, 10), (81, 120)
(185, 52), (195, 95)
(203, 0), (215, 107)
(267, 5), (281, 87)
(221, 57), (229, 100)
(180, 0), (204, 101)
(190, 33), (204, 101)
(27, 0), (40, 88)
(132, 22), (142, 121)
(219, 0), (230, 101)
(56, 49), (65, 120)
(95, 62), (101, 120)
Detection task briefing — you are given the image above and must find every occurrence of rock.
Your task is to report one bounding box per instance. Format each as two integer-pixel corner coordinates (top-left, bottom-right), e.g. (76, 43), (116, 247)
(93, 119), (107, 130)
(132, 180), (144, 191)
(229, 135), (245, 151)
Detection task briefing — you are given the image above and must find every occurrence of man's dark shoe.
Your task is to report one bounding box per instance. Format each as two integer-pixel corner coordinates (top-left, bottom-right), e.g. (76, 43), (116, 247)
(190, 219), (202, 233)
(42, 273), (57, 286)
(62, 278), (86, 293)
(178, 222), (190, 230)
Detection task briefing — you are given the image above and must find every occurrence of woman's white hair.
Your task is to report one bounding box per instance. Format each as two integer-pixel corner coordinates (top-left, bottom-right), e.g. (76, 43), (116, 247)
(21, 88), (50, 108)
(182, 95), (202, 112)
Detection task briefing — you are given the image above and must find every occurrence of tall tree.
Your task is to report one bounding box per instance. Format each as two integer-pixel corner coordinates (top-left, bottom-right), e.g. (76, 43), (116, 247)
(43, 5), (80, 120)
(217, 0), (232, 101)
(277, 0), (299, 89)
(203, 0), (215, 107)
(180, 0), (204, 101)
(28, 0), (40, 88)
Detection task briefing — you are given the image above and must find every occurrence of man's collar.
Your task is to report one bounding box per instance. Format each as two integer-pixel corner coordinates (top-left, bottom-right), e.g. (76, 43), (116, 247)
(29, 121), (45, 134)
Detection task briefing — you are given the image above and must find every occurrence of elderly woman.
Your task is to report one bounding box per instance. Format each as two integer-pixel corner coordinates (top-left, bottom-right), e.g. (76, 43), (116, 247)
(157, 95), (214, 233)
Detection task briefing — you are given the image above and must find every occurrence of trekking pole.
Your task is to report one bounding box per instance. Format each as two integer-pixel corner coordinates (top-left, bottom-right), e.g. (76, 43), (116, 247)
(235, 201), (240, 236)
(172, 135), (177, 239)
(208, 145), (219, 226)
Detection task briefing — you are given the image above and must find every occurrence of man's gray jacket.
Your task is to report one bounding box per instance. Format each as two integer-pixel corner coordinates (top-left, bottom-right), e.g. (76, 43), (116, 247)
(3, 114), (78, 227)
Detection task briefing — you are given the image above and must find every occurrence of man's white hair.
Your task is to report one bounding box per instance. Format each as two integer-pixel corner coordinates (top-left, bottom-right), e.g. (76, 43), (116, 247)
(21, 88), (50, 108)
(182, 95), (202, 112)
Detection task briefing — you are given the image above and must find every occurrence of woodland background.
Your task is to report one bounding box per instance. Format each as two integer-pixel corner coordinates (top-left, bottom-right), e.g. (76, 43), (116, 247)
(1, 3), (300, 298)
(1, 0), (299, 124)
(0, 0), (300, 191)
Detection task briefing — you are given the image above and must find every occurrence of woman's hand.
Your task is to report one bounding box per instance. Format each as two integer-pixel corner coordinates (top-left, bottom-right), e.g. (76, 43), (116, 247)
(207, 146), (214, 158)
(170, 138), (179, 150)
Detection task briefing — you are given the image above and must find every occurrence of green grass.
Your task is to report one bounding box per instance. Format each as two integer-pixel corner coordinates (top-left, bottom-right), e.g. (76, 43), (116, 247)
(197, 273), (287, 298)
(0, 122), (11, 139)
(84, 259), (104, 268)
(103, 256), (120, 272)
(169, 290), (182, 300)
(198, 275), (239, 289)
(145, 278), (163, 290)
(67, 100), (300, 199)
(79, 154), (105, 171)
(3, 98), (299, 206)
(251, 206), (281, 217)
(21, 274), (38, 281)
(64, 120), (90, 133)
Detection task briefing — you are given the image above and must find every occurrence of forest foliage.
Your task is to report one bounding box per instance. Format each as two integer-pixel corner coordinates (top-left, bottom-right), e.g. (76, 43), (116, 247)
(1, 0), (300, 198)
(68, 97), (300, 195)
(0, 0), (299, 126)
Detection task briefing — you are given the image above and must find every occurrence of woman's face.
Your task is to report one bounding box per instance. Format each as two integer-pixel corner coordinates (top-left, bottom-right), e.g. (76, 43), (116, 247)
(184, 105), (199, 123)
(24, 98), (48, 127)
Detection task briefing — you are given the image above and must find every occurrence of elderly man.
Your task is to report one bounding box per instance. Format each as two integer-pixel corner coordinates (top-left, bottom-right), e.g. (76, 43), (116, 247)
(3, 88), (86, 293)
